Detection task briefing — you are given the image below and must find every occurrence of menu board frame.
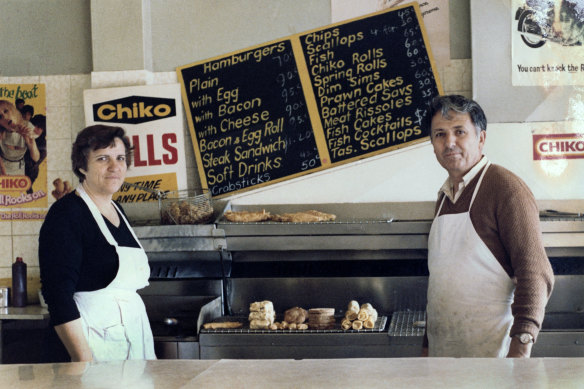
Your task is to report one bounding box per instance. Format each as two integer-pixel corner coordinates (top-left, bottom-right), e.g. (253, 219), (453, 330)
(177, 2), (443, 198)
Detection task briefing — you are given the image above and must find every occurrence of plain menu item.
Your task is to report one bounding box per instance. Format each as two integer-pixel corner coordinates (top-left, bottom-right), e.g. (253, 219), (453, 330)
(12, 257), (27, 307)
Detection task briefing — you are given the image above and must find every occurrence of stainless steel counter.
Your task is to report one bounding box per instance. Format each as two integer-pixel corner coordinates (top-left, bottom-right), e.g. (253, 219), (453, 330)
(1, 358), (583, 388)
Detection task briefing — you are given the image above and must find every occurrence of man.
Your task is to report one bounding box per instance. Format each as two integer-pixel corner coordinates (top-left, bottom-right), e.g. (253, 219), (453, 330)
(424, 95), (554, 358)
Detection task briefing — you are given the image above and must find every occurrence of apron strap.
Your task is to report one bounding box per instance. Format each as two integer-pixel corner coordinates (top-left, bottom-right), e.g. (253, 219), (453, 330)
(111, 201), (143, 250)
(469, 161), (491, 210)
(76, 185), (119, 247)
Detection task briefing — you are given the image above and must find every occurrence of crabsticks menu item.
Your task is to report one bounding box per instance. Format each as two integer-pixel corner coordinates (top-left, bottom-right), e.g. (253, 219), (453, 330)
(177, 2), (442, 198)
(179, 40), (320, 198)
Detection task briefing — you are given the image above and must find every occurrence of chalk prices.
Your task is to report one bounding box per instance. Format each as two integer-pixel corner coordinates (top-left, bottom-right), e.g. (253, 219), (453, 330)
(180, 40), (319, 197)
(178, 4), (441, 197)
(299, 5), (438, 163)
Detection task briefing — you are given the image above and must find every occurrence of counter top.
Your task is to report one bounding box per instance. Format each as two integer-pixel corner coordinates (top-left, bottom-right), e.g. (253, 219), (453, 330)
(0, 305), (48, 320)
(2, 358), (583, 388)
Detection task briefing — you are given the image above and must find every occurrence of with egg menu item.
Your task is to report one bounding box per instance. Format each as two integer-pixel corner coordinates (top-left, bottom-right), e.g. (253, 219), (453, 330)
(177, 3), (441, 198)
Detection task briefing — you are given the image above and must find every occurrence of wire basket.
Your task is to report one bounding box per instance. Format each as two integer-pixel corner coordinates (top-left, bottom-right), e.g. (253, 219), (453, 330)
(160, 189), (213, 225)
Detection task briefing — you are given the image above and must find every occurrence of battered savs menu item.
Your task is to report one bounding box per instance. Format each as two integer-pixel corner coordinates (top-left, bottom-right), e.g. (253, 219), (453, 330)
(179, 40), (321, 197)
(299, 4), (440, 164)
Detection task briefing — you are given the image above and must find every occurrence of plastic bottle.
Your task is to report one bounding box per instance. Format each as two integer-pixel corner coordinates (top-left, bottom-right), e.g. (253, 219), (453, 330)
(12, 257), (27, 307)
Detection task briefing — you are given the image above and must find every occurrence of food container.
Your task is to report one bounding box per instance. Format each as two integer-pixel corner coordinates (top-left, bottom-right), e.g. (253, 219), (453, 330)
(160, 189), (214, 225)
(0, 287), (9, 307)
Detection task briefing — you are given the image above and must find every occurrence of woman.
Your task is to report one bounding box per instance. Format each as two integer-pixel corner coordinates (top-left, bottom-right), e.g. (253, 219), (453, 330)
(39, 125), (156, 362)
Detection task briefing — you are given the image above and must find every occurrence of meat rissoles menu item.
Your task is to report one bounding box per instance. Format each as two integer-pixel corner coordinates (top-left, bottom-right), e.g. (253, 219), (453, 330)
(179, 40), (320, 197)
(178, 3), (441, 197)
(299, 5), (439, 163)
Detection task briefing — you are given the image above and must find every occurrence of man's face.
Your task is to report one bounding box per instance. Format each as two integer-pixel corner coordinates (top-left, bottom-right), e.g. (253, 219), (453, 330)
(430, 111), (485, 179)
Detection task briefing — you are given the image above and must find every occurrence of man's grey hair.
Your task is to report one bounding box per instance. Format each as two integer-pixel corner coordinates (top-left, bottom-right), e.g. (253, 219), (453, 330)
(426, 94), (487, 136)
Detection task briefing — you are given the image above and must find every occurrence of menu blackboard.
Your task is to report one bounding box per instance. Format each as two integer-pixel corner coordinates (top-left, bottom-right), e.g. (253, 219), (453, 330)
(177, 2), (442, 198)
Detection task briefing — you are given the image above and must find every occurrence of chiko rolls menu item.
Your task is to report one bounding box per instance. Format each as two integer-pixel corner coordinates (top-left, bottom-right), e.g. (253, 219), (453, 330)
(299, 5), (439, 163)
(178, 3), (441, 198)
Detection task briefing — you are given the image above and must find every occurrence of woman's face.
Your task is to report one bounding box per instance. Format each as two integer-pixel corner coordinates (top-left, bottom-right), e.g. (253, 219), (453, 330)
(82, 137), (128, 197)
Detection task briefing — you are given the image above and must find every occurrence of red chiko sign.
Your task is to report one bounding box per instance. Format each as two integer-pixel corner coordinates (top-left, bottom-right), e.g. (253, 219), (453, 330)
(533, 133), (584, 160)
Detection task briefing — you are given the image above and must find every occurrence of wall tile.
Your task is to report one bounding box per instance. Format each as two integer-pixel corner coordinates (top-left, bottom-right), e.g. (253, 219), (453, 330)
(0, 76), (40, 84)
(91, 70), (151, 88)
(46, 106), (72, 140)
(71, 74), (91, 106)
(0, 222), (12, 236)
(71, 105), (87, 135)
(12, 220), (43, 236)
(0, 237), (13, 267)
(40, 75), (71, 107)
(13, 236), (39, 267)
(47, 139), (74, 171)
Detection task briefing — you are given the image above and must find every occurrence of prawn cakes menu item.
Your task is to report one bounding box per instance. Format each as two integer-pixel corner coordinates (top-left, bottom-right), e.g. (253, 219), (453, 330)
(178, 3), (441, 198)
(298, 4), (440, 164)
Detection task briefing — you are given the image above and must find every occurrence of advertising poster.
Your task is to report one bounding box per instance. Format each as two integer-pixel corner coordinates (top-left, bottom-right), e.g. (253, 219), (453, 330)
(512, 0), (584, 86)
(0, 83), (48, 221)
(84, 84), (188, 204)
(331, 0), (451, 68)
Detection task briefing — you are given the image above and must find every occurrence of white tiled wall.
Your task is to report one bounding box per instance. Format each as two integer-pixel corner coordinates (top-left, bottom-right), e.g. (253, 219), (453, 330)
(0, 59), (472, 301)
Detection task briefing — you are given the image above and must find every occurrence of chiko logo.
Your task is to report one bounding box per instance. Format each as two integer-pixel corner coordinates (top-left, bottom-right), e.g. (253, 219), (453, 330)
(93, 96), (177, 124)
(533, 133), (584, 160)
(0, 176), (31, 191)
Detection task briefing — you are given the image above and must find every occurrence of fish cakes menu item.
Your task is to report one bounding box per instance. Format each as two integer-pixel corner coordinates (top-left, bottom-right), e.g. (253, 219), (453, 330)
(178, 3), (441, 198)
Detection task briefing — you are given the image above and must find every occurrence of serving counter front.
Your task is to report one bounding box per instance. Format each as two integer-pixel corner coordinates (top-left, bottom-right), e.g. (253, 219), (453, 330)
(2, 358), (584, 388)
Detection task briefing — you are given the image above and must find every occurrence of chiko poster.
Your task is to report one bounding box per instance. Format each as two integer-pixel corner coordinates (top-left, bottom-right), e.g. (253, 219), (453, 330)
(0, 84), (48, 221)
(84, 84), (188, 204)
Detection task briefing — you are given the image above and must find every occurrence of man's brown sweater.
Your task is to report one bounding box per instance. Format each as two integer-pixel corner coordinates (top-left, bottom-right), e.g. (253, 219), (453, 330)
(435, 163), (554, 340)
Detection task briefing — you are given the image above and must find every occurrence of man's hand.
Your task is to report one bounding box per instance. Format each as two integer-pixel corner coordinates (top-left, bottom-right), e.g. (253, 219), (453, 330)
(507, 336), (533, 358)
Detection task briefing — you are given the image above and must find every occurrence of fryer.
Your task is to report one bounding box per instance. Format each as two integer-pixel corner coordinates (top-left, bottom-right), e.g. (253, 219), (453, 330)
(133, 201), (584, 359)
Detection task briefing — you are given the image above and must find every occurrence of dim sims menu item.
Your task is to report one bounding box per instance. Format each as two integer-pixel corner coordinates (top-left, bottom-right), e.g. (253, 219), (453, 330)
(177, 2), (442, 198)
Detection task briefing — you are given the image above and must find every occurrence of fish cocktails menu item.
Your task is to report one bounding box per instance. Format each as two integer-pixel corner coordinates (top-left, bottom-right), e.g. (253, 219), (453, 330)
(178, 2), (442, 198)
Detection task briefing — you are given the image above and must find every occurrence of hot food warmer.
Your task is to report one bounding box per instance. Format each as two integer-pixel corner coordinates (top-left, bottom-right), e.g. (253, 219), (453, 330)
(133, 202), (584, 359)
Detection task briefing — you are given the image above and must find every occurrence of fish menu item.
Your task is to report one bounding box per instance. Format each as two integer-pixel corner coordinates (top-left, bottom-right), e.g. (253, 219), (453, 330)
(177, 3), (441, 198)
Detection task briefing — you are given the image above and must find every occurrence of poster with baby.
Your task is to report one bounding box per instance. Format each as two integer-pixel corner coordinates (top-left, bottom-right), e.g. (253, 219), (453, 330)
(0, 83), (48, 221)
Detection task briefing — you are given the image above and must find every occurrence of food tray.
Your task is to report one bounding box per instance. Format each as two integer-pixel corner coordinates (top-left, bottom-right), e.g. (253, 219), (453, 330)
(160, 189), (213, 225)
(200, 316), (387, 334)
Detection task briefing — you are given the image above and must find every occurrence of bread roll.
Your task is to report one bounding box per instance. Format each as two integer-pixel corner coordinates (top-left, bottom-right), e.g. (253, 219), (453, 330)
(352, 320), (363, 330)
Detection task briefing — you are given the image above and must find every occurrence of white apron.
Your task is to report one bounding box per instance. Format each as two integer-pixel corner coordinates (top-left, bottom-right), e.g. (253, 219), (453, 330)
(426, 163), (515, 357)
(74, 185), (156, 361)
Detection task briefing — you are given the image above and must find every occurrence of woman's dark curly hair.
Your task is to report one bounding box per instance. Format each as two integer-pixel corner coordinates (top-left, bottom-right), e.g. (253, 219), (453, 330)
(71, 125), (133, 182)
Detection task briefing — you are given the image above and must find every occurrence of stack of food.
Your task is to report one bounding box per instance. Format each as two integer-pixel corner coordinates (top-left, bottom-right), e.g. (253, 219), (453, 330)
(308, 308), (336, 330)
(248, 300), (276, 329)
(341, 301), (378, 330)
(270, 306), (309, 330)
